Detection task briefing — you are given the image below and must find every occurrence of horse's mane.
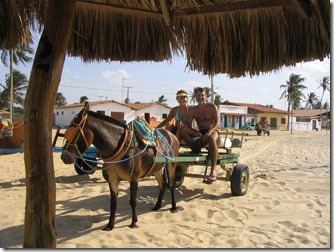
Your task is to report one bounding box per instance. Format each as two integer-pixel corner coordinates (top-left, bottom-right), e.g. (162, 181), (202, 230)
(88, 111), (127, 128)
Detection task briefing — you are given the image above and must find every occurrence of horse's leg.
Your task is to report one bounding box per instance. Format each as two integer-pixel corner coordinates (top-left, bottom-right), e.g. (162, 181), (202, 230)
(102, 169), (119, 231)
(168, 163), (178, 212)
(129, 180), (138, 228)
(152, 169), (165, 211)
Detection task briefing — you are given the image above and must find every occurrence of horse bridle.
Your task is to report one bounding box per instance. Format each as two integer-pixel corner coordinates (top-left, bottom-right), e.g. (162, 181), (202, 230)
(63, 113), (91, 157)
(63, 112), (134, 165)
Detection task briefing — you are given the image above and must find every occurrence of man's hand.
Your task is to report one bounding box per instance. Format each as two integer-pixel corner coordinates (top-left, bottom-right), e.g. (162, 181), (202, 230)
(201, 131), (211, 144)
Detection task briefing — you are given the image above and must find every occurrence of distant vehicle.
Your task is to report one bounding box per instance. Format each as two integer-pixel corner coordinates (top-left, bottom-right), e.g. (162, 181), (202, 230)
(241, 123), (256, 131)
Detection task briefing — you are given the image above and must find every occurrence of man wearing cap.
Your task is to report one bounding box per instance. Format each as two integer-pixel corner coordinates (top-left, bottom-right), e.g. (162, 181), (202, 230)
(180, 87), (220, 183)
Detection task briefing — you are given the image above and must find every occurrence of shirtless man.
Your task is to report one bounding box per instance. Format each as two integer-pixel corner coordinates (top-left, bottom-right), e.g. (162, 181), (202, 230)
(180, 87), (220, 183)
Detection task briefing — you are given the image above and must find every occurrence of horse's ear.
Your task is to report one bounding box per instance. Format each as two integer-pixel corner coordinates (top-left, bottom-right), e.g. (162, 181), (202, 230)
(83, 102), (89, 114)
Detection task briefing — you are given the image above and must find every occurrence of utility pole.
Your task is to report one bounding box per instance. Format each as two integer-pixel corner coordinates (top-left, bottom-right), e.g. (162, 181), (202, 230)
(122, 78), (128, 103)
(10, 49), (14, 122)
(290, 93), (293, 134)
(210, 75), (214, 103)
(124, 86), (133, 102)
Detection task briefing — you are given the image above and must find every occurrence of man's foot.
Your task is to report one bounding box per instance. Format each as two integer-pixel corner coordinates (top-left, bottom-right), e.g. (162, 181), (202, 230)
(204, 175), (216, 184)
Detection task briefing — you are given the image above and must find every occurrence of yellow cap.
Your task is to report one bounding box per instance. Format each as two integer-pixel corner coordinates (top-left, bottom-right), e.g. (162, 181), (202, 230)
(176, 92), (188, 97)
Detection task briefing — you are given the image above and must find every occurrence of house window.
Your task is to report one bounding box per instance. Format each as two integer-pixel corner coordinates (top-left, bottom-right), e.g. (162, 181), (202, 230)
(61, 111), (64, 115)
(281, 118), (286, 124)
(144, 113), (150, 124)
(56, 112), (59, 116)
(96, 110), (105, 115)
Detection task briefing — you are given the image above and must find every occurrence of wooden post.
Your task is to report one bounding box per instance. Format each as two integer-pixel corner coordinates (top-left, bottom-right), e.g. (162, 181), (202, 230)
(23, 0), (76, 248)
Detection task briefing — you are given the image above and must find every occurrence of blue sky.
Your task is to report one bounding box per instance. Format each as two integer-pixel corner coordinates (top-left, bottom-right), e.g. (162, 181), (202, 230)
(0, 36), (330, 111)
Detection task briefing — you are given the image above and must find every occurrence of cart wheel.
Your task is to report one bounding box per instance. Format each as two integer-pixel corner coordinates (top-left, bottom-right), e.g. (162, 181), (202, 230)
(231, 164), (249, 196)
(163, 164), (187, 188)
(175, 164), (188, 187)
(74, 157), (97, 175)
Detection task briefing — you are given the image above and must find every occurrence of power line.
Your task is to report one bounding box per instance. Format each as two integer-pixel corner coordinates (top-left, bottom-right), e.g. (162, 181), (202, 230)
(59, 84), (175, 95)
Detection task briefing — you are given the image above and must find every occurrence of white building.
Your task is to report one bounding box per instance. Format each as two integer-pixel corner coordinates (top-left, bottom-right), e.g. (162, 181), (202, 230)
(218, 104), (249, 129)
(291, 109), (330, 131)
(54, 100), (171, 127)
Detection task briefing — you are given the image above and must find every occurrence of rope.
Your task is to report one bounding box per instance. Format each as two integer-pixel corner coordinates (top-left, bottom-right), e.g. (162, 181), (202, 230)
(63, 127), (176, 173)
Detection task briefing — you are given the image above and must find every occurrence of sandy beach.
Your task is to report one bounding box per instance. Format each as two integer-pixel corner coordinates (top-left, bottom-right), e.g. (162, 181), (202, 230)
(0, 129), (330, 248)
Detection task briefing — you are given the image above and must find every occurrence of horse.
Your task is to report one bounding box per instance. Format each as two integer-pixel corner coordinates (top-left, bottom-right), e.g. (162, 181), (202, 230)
(0, 121), (24, 153)
(60, 102), (180, 231)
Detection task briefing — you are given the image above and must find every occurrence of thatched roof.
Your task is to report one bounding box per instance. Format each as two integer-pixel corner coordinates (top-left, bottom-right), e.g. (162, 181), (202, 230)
(0, 0), (330, 77)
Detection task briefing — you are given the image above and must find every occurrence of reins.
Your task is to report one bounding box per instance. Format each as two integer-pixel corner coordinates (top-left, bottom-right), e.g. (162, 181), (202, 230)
(63, 121), (176, 174)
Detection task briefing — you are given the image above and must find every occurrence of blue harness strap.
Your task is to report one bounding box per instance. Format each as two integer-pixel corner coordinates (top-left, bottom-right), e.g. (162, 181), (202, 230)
(128, 117), (156, 145)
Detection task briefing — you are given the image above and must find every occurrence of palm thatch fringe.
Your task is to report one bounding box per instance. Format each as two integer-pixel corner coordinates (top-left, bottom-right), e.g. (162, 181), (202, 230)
(0, 0), (46, 49)
(174, 2), (329, 77)
(67, 2), (181, 62)
(0, 0), (330, 77)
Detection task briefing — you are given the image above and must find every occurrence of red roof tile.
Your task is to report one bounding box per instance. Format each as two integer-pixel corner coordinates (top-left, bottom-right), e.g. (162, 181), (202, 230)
(291, 109), (329, 117)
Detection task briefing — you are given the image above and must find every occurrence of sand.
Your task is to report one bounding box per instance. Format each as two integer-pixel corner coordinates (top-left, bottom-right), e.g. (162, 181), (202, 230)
(0, 129), (330, 248)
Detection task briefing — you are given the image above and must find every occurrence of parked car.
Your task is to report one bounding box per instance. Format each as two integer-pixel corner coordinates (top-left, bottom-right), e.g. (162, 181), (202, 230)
(241, 123), (256, 131)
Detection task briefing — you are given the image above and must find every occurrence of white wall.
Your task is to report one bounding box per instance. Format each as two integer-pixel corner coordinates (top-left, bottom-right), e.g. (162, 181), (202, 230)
(135, 105), (171, 121)
(219, 105), (248, 129)
(54, 102), (133, 127)
(54, 102), (171, 127)
(54, 106), (83, 127)
(291, 117), (319, 131)
(219, 105), (248, 114)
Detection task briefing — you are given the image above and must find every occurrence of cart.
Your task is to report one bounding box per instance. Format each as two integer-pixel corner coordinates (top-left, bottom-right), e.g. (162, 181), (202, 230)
(53, 127), (250, 196)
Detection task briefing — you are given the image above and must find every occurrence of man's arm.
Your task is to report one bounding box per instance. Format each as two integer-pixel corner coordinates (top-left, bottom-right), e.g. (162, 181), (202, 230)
(207, 104), (220, 136)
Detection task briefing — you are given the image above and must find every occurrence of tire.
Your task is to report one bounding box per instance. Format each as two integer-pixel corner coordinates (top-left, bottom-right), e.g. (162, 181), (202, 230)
(230, 164), (249, 196)
(74, 157), (97, 175)
(163, 164), (187, 188)
(174, 164), (188, 187)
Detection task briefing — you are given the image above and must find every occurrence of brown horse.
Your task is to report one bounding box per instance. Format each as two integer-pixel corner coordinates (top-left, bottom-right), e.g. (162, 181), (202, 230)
(61, 102), (180, 231)
(0, 121), (24, 153)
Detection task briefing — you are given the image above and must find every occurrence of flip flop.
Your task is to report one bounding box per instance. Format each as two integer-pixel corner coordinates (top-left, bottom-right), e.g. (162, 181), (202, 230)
(204, 175), (216, 184)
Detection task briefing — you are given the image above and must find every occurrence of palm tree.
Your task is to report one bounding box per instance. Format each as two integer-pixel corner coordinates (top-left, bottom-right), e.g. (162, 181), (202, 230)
(80, 96), (88, 103)
(280, 73), (307, 130)
(0, 69), (28, 110)
(214, 94), (223, 106)
(304, 92), (319, 109)
(0, 44), (34, 121)
(157, 95), (167, 105)
(55, 92), (67, 106)
(317, 76), (330, 129)
(322, 101), (330, 109)
(1, 45), (34, 66)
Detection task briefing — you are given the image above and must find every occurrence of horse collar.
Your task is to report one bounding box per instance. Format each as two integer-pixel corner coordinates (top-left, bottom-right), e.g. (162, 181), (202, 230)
(102, 128), (133, 163)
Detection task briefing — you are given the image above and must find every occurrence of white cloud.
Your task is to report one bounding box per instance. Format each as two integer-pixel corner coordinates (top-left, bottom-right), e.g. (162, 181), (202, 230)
(102, 69), (131, 79)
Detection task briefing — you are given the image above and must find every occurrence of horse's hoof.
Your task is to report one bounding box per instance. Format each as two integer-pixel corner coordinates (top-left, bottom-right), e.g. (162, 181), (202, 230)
(152, 205), (161, 211)
(102, 225), (113, 231)
(170, 206), (178, 213)
(129, 223), (137, 229)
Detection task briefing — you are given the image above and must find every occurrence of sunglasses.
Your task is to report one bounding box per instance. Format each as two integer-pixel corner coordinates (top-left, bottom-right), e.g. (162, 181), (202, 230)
(177, 96), (188, 99)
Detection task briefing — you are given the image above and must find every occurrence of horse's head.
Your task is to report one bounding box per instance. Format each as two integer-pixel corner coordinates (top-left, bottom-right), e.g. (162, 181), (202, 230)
(61, 102), (93, 164)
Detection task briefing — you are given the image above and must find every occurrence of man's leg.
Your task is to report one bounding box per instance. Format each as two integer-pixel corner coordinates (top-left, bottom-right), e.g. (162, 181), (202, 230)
(208, 131), (219, 178)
